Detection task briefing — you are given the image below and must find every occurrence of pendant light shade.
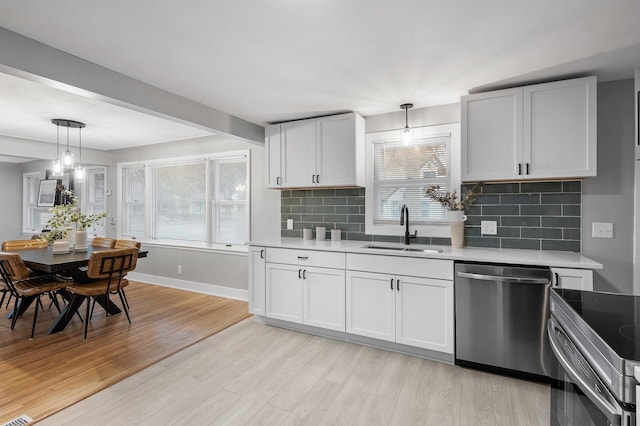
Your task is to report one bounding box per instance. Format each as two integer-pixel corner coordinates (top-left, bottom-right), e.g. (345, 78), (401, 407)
(401, 103), (413, 146)
(75, 123), (86, 182)
(51, 119), (85, 180)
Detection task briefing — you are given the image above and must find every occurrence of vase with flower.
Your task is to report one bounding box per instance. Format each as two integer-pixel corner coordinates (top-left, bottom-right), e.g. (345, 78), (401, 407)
(425, 184), (479, 249)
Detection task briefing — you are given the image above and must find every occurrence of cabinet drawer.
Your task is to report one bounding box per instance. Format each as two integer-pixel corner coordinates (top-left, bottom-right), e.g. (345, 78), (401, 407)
(266, 247), (345, 269)
(346, 253), (453, 280)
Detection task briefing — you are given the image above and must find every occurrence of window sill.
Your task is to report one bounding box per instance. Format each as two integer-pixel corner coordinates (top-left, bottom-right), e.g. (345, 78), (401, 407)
(125, 238), (248, 255)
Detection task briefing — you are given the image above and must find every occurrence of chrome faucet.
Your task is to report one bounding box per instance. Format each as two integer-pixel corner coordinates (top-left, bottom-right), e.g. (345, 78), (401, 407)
(400, 204), (417, 245)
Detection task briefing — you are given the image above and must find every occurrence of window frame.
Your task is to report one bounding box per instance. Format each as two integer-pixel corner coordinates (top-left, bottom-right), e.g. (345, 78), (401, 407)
(365, 123), (460, 239)
(22, 172), (49, 234)
(117, 150), (251, 249)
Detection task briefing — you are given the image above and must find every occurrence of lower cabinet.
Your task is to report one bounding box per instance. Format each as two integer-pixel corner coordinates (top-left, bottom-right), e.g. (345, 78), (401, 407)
(248, 246), (266, 315)
(266, 263), (345, 332)
(552, 267), (593, 291)
(346, 270), (454, 354)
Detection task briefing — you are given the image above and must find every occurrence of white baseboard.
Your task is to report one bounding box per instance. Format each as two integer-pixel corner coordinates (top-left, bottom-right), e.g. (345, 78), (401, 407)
(127, 272), (248, 301)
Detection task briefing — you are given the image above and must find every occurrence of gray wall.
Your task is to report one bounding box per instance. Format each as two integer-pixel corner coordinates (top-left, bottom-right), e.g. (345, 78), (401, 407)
(583, 79), (635, 293)
(0, 163), (25, 242)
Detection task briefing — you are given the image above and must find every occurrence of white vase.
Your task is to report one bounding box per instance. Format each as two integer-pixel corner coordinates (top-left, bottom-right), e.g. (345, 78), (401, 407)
(449, 210), (467, 249)
(75, 230), (88, 252)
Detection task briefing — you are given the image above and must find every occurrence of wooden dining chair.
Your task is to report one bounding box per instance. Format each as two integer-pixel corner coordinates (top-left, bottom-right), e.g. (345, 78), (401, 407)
(65, 248), (138, 339)
(1, 239), (48, 251)
(0, 252), (71, 338)
(112, 240), (141, 309)
(90, 237), (116, 249)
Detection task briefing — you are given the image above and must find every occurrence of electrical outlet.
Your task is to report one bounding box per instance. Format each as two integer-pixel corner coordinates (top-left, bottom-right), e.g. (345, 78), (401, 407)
(592, 222), (613, 238)
(177, 264), (182, 274)
(481, 220), (497, 235)
(287, 219), (293, 230)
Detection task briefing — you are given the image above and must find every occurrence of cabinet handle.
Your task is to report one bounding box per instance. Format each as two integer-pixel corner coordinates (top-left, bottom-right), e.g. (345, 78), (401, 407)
(397, 279), (400, 292)
(302, 269), (307, 279)
(316, 174), (320, 183)
(526, 163), (530, 175)
(554, 272), (560, 287)
(298, 269), (302, 279)
(260, 249), (264, 259)
(276, 176), (281, 186)
(390, 278), (394, 290)
(518, 163), (522, 175)
(297, 256), (308, 260)
(312, 175), (316, 183)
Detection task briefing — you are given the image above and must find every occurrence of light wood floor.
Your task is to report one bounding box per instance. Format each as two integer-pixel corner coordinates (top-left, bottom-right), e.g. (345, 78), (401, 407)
(39, 318), (550, 426)
(0, 282), (250, 424)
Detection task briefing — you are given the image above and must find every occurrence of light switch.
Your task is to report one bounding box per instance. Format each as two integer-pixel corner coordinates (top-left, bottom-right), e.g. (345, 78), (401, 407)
(592, 222), (613, 238)
(287, 219), (293, 230)
(481, 220), (497, 235)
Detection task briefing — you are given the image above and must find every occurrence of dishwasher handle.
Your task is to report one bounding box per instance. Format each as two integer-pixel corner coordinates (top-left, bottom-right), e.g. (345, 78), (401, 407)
(456, 271), (550, 284)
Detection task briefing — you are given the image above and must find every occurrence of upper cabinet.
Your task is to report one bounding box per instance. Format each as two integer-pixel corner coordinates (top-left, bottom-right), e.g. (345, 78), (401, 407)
(461, 76), (597, 182)
(265, 112), (365, 189)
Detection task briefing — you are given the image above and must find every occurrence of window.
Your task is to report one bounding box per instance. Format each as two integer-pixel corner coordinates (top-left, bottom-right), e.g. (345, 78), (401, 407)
(23, 172), (49, 232)
(118, 151), (250, 246)
(365, 123), (460, 238)
(79, 167), (107, 234)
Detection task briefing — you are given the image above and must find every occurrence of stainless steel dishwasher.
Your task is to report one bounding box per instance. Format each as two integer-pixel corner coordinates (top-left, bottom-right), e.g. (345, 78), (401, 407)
(455, 262), (552, 380)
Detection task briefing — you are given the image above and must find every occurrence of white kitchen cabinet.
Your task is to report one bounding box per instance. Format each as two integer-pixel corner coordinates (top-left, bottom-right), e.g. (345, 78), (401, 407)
(265, 249), (346, 331)
(264, 112), (365, 189)
(635, 70), (639, 160)
(462, 76), (596, 181)
(552, 267), (593, 291)
(346, 268), (454, 353)
(248, 246), (266, 315)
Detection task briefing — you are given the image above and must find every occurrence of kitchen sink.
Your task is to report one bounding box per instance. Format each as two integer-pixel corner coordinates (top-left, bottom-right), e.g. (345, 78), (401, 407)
(361, 244), (443, 254)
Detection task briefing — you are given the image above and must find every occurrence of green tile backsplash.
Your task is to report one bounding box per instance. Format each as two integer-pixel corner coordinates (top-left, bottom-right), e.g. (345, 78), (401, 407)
(280, 180), (582, 252)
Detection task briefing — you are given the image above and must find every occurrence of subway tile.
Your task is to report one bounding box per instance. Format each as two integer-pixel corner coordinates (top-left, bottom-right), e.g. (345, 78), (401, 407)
(483, 205), (520, 216)
(302, 214), (324, 222)
(281, 206), (291, 214)
(465, 226), (481, 237)
(521, 227), (563, 239)
(520, 205), (562, 216)
(541, 193), (581, 205)
(481, 183), (520, 194)
(497, 227), (521, 238)
(335, 206), (361, 215)
(282, 214), (301, 222)
(431, 237), (452, 246)
(521, 182), (562, 193)
(542, 240), (581, 252)
(324, 214), (348, 223)
(347, 197), (366, 205)
(500, 194), (541, 205)
(501, 216), (541, 227)
(563, 228), (581, 240)
(290, 190), (309, 197)
(312, 206), (336, 214)
(414, 237), (432, 245)
(337, 223), (361, 232)
(348, 214), (365, 223)
(465, 206), (482, 216)
(323, 197), (348, 205)
(474, 194), (501, 204)
(542, 216), (580, 228)
(282, 197), (301, 206)
(280, 190), (292, 198)
(302, 197), (324, 205)
(337, 188), (364, 196)
(281, 229), (300, 238)
(345, 232), (369, 241)
(465, 237), (500, 248)
(372, 235), (403, 243)
(563, 205), (581, 216)
(312, 189), (336, 197)
(291, 205), (314, 214)
(562, 181), (581, 192)
(501, 238), (541, 250)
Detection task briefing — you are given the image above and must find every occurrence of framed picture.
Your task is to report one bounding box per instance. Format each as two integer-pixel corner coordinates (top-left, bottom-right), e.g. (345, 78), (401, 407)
(37, 179), (58, 207)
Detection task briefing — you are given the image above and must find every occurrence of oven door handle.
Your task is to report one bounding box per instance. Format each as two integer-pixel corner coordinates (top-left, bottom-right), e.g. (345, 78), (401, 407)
(547, 321), (623, 426)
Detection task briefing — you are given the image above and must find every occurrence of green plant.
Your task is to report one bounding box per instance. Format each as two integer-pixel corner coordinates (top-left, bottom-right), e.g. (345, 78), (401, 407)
(425, 184), (480, 211)
(44, 190), (108, 235)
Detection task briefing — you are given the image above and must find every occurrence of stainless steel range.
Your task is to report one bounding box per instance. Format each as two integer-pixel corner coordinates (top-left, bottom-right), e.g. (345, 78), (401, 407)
(549, 288), (639, 426)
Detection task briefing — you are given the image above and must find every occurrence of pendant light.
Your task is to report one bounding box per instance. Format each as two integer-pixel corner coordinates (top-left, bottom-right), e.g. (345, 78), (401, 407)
(401, 103), (413, 146)
(62, 125), (74, 167)
(75, 122), (86, 182)
(51, 120), (63, 177)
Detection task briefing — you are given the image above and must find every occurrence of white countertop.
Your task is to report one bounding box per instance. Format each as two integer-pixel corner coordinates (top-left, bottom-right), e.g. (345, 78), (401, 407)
(249, 237), (602, 270)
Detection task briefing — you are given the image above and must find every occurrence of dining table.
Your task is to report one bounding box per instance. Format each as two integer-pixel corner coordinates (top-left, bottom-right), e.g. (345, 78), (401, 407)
(7, 245), (147, 333)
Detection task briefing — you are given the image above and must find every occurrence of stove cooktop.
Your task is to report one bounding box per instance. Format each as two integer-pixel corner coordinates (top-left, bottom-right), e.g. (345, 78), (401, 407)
(555, 289), (640, 362)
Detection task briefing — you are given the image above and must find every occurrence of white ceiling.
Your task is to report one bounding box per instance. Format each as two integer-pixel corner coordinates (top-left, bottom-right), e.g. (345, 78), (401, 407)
(0, 0), (639, 148)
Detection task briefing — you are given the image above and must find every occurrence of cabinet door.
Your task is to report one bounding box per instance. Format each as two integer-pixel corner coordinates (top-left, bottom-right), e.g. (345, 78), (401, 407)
(346, 271), (395, 342)
(316, 113), (357, 186)
(303, 266), (346, 331)
(266, 263), (303, 324)
(524, 76), (596, 179)
(462, 88), (523, 181)
(248, 246), (266, 315)
(552, 267), (593, 291)
(395, 276), (454, 353)
(281, 119), (316, 188)
(265, 124), (282, 188)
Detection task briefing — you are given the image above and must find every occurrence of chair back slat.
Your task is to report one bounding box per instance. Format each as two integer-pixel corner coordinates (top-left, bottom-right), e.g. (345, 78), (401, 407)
(114, 239), (141, 250)
(91, 237), (116, 249)
(0, 252), (31, 281)
(2, 239), (48, 251)
(86, 248), (138, 294)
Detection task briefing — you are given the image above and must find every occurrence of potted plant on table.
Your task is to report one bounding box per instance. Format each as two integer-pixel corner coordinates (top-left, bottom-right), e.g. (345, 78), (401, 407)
(42, 190), (108, 251)
(425, 185), (479, 249)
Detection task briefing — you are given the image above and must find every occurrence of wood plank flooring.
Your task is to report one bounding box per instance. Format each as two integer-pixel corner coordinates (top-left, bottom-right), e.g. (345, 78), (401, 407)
(39, 318), (550, 426)
(0, 282), (250, 424)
